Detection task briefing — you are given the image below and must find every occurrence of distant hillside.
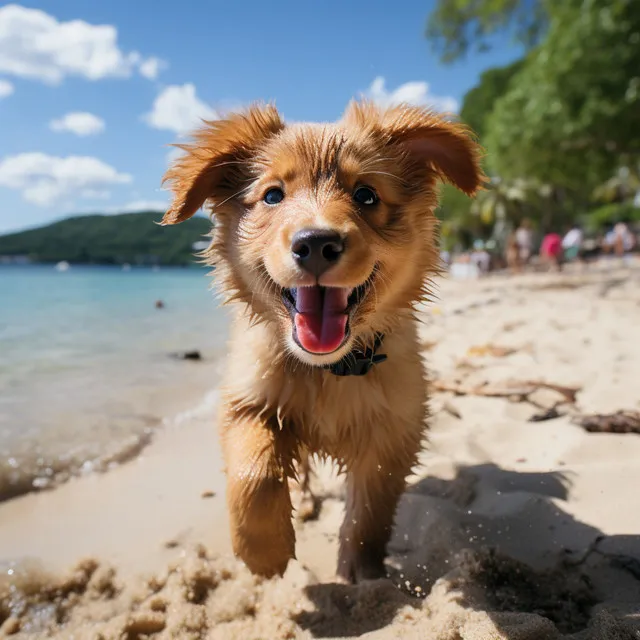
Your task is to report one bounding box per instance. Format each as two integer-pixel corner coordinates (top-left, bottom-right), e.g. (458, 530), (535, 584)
(0, 211), (212, 266)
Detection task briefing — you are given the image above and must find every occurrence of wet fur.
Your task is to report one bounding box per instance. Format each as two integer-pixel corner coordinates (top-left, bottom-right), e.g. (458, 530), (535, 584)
(162, 101), (484, 582)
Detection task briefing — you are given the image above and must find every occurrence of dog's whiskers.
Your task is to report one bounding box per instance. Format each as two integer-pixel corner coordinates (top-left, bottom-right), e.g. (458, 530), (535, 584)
(361, 170), (410, 186)
(215, 182), (255, 209)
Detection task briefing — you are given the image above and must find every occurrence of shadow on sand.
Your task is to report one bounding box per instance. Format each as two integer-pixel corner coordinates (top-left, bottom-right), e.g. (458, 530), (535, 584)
(294, 463), (640, 639)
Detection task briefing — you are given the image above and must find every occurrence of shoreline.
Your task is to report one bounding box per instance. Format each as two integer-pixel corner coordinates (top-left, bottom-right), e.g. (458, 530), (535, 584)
(0, 388), (230, 580)
(0, 357), (225, 506)
(1, 263), (229, 506)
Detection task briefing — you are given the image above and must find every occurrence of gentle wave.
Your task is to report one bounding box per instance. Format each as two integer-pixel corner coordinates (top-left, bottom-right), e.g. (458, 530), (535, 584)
(0, 389), (222, 503)
(0, 265), (229, 503)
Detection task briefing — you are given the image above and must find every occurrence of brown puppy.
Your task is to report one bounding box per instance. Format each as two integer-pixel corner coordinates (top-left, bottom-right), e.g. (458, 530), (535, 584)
(161, 101), (484, 583)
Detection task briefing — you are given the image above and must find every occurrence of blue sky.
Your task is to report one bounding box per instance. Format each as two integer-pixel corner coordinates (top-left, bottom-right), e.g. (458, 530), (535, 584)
(0, 0), (521, 234)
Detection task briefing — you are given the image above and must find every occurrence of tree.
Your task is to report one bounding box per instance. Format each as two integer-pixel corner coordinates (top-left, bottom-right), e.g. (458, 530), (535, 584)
(484, 0), (640, 192)
(592, 166), (640, 204)
(437, 184), (485, 249)
(459, 58), (525, 140)
(426, 0), (548, 63)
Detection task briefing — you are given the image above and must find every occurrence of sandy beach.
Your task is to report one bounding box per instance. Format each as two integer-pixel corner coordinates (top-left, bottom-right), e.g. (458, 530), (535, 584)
(2, 264), (640, 639)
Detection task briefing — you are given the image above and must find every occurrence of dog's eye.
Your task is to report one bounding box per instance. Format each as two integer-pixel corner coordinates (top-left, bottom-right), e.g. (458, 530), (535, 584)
(353, 186), (378, 206)
(264, 188), (284, 205)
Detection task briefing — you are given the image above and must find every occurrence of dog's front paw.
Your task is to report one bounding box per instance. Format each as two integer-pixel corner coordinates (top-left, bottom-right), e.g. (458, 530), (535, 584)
(233, 529), (295, 578)
(241, 547), (293, 579)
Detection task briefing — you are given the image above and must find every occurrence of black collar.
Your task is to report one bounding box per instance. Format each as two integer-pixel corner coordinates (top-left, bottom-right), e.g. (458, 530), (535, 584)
(324, 333), (387, 377)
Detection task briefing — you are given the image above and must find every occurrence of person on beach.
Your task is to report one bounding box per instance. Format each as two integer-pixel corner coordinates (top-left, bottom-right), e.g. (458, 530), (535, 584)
(562, 225), (583, 263)
(515, 219), (533, 269)
(505, 232), (521, 274)
(604, 221), (636, 264)
(540, 232), (563, 271)
(470, 240), (490, 276)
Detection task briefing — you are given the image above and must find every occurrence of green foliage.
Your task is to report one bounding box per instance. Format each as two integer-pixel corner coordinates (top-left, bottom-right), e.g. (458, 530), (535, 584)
(583, 202), (640, 232)
(437, 185), (490, 249)
(460, 57), (526, 141)
(592, 167), (640, 204)
(426, 0), (547, 63)
(0, 212), (211, 266)
(484, 0), (640, 191)
(428, 0), (640, 239)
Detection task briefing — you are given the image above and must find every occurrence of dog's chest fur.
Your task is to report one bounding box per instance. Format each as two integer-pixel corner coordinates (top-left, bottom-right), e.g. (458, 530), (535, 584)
(221, 316), (428, 465)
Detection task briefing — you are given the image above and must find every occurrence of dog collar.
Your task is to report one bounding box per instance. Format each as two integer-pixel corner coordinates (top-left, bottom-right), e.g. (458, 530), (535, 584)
(324, 333), (387, 377)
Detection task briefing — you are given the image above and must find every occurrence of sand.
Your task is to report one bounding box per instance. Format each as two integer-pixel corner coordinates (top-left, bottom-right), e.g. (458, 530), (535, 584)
(2, 263), (640, 639)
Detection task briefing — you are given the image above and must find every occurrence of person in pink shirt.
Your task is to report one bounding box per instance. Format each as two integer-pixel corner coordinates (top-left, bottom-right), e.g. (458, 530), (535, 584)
(540, 232), (563, 271)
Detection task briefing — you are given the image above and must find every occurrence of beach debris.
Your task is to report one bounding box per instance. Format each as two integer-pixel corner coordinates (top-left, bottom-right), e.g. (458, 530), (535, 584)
(201, 490), (216, 499)
(442, 400), (462, 419)
(451, 296), (500, 315)
(466, 344), (517, 358)
(432, 378), (580, 404)
(529, 407), (562, 423)
(597, 278), (627, 298)
(573, 411), (640, 435)
(528, 387), (568, 410)
(171, 350), (202, 361)
(529, 278), (589, 291)
(502, 320), (525, 332)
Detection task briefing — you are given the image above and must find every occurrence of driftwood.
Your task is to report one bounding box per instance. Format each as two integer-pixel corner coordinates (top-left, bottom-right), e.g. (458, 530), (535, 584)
(528, 407), (562, 423)
(432, 379), (580, 404)
(465, 344), (517, 358)
(573, 411), (640, 435)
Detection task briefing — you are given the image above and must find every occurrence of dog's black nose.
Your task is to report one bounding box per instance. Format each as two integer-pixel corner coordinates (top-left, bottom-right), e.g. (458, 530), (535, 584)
(291, 228), (344, 277)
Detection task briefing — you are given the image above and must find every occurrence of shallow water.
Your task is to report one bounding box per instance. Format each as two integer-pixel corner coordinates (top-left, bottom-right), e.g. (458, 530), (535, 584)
(0, 265), (229, 501)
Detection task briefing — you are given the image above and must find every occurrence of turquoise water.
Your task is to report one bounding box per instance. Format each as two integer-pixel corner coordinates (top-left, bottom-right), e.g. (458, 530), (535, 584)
(0, 265), (229, 501)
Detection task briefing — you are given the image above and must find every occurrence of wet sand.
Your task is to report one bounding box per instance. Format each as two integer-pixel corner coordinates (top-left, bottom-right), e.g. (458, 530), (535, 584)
(2, 264), (640, 639)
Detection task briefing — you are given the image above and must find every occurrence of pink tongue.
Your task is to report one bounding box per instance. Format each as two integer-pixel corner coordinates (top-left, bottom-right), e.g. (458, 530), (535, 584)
(294, 287), (349, 354)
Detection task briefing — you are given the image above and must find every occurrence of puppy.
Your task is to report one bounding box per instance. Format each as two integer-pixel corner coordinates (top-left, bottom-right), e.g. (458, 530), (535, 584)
(161, 101), (484, 583)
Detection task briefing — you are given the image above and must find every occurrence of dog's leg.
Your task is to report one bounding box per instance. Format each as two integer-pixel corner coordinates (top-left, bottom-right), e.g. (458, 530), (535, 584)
(221, 412), (296, 578)
(337, 448), (417, 583)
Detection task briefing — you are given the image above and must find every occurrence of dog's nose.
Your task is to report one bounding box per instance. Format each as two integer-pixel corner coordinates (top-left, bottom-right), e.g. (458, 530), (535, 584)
(291, 228), (344, 277)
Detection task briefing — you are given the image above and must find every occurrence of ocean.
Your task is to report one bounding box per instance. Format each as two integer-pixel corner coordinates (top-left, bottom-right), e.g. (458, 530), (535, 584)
(0, 265), (229, 502)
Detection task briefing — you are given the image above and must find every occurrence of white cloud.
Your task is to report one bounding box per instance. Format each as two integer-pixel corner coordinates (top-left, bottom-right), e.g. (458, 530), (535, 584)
(365, 76), (459, 113)
(50, 111), (105, 136)
(0, 4), (161, 84)
(138, 57), (165, 80)
(0, 152), (132, 206)
(144, 84), (217, 134)
(80, 189), (111, 199)
(0, 78), (13, 98)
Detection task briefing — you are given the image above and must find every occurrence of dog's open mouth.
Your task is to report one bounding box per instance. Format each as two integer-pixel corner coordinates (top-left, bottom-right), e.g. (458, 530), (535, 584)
(281, 279), (371, 355)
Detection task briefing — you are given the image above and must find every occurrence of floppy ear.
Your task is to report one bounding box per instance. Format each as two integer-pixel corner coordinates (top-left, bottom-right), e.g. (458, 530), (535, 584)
(161, 104), (284, 225)
(342, 101), (485, 196)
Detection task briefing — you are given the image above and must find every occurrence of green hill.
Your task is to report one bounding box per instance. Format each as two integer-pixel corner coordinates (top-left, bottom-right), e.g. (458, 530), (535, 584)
(0, 211), (212, 266)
